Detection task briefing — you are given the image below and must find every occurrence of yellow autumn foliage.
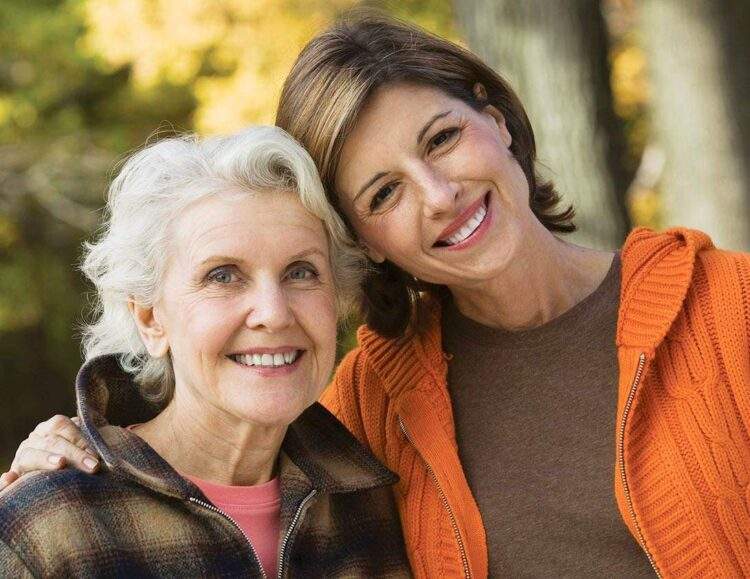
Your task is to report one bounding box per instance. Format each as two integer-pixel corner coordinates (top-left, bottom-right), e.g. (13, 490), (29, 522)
(82, 0), (358, 132)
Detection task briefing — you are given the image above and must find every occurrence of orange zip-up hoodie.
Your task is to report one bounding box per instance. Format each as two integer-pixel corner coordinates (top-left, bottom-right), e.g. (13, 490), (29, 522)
(321, 228), (750, 578)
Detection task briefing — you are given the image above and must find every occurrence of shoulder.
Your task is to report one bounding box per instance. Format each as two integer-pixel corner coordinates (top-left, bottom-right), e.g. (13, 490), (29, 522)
(328, 320), (436, 399)
(322, 323), (433, 451)
(0, 467), (111, 507)
(0, 468), (123, 547)
(689, 246), (750, 322)
(321, 342), (386, 444)
(0, 471), (100, 571)
(1, 466), (113, 509)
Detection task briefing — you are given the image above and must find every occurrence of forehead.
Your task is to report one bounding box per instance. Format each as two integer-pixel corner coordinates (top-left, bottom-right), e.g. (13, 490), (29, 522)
(336, 83), (466, 191)
(354, 83), (457, 140)
(172, 189), (329, 262)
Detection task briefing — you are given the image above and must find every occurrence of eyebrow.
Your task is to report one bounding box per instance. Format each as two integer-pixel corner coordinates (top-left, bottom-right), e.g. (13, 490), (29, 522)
(197, 248), (327, 269)
(287, 248), (327, 262)
(353, 109), (453, 203)
(355, 171), (388, 203)
(416, 110), (452, 145)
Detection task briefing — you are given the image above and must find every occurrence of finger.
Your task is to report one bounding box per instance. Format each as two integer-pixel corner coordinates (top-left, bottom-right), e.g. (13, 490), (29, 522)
(0, 471), (19, 492)
(31, 415), (92, 453)
(12, 440), (99, 476)
(10, 446), (66, 476)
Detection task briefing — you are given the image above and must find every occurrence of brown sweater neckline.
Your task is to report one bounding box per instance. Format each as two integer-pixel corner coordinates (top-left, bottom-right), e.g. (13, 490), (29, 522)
(442, 253), (621, 349)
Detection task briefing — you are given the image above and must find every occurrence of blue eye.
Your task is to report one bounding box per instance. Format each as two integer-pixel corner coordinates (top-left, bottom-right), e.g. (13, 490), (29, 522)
(287, 263), (319, 281)
(370, 183), (397, 211)
(207, 266), (237, 284)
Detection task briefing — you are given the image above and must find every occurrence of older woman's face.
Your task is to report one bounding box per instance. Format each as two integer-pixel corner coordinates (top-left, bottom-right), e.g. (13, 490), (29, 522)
(336, 83), (538, 289)
(150, 189), (337, 428)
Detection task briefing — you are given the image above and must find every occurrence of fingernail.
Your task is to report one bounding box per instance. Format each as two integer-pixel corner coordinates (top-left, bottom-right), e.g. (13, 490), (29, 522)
(83, 457), (98, 470)
(48, 455), (63, 465)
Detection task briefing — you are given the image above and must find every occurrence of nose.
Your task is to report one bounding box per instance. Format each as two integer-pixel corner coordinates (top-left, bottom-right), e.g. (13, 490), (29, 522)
(244, 281), (295, 332)
(412, 163), (461, 218)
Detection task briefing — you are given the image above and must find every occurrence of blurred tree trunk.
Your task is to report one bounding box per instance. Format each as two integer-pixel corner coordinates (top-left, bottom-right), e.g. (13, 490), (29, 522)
(640, 0), (750, 250)
(454, 0), (630, 249)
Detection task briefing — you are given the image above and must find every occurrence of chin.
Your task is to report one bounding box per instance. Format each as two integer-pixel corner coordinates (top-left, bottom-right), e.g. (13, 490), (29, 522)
(234, 392), (315, 428)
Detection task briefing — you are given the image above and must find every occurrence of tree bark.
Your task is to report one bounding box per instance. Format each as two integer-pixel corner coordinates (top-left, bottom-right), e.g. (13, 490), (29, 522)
(640, 0), (750, 250)
(454, 0), (630, 249)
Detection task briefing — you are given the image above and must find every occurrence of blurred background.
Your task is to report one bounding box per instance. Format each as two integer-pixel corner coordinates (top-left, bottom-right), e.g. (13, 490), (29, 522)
(1, 0), (748, 469)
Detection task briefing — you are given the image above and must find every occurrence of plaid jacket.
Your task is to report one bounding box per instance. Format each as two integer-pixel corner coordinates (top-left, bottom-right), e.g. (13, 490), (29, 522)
(0, 355), (410, 578)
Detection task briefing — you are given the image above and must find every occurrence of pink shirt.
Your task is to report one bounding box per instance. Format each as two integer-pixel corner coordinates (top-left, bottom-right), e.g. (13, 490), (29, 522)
(186, 474), (281, 577)
(125, 425), (281, 576)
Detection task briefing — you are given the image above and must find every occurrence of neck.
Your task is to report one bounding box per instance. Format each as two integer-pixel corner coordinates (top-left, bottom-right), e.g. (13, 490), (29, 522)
(133, 391), (286, 487)
(449, 225), (615, 330)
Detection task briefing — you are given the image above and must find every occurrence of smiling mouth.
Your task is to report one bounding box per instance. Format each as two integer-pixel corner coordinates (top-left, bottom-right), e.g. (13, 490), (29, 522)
(434, 192), (490, 247)
(228, 350), (303, 368)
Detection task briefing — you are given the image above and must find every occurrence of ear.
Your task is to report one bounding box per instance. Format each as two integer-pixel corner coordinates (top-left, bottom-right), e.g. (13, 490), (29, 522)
(482, 104), (513, 149)
(128, 300), (170, 358)
(366, 247), (386, 264)
(472, 82), (488, 102)
(358, 241), (386, 264)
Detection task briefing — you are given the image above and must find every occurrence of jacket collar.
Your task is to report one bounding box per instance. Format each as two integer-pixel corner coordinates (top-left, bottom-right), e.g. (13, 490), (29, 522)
(75, 355), (397, 500)
(617, 227), (713, 354)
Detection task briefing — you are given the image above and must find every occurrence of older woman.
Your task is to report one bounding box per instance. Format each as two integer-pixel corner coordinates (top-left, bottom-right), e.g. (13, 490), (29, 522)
(5, 15), (750, 578)
(0, 126), (410, 577)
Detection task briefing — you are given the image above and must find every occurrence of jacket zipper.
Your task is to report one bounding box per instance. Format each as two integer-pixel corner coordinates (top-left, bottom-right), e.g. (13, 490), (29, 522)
(398, 416), (471, 579)
(618, 353), (662, 578)
(277, 489), (318, 579)
(189, 496), (267, 579)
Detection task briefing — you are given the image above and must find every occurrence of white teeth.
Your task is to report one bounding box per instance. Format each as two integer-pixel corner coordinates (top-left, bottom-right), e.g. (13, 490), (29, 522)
(232, 350), (300, 368)
(442, 203), (487, 246)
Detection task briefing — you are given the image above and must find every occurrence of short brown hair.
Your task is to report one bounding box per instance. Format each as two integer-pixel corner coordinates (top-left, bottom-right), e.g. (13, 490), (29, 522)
(276, 13), (575, 339)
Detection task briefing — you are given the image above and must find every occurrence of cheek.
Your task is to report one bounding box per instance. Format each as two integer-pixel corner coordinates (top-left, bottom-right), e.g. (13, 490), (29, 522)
(169, 297), (244, 363)
(354, 204), (421, 258)
(293, 291), (337, 365)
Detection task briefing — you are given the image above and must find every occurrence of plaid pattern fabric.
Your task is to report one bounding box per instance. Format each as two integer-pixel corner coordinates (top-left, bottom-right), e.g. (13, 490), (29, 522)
(0, 355), (410, 578)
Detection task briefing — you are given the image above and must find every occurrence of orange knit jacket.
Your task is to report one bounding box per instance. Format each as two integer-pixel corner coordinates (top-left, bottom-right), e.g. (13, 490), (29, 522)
(321, 228), (750, 578)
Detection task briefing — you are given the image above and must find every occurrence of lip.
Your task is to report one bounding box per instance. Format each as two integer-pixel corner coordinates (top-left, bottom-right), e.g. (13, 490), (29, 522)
(434, 192), (489, 245)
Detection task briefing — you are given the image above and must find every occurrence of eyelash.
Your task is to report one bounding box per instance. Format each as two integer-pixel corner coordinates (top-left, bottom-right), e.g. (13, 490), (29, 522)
(368, 127), (460, 212)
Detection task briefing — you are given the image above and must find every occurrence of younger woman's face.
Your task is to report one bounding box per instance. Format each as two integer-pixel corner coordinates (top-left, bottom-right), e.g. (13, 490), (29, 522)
(335, 83), (539, 290)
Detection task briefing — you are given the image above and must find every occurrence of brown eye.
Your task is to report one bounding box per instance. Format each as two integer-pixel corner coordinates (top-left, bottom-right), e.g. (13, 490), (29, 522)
(370, 182), (397, 211)
(430, 128), (459, 150)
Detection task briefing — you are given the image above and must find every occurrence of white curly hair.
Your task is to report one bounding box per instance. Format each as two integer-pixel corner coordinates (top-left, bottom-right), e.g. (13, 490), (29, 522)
(81, 125), (364, 403)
